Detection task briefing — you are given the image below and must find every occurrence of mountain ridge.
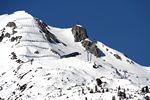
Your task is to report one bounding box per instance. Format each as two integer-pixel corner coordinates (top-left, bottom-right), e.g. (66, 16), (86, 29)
(0, 11), (150, 100)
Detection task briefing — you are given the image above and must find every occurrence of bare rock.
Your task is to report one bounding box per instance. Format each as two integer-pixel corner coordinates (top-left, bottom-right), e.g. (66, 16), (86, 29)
(96, 78), (103, 86)
(19, 84), (27, 92)
(114, 54), (122, 60)
(82, 39), (93, 49)
(34, 50), (39, 54)
(6, 22), (16, 29)
(82, 40), (105, 57)
(71, 25), (88, 42)
(0, 34), (4, 42)
(16, 59), (24, 64)
(11, 52), (17, 60)
(72, 25), (105, 57)
(35, 19), (60, 44)
(90, 44), (103, 57)
(10, 36), (22, 42)
(5, 33), (11, 38)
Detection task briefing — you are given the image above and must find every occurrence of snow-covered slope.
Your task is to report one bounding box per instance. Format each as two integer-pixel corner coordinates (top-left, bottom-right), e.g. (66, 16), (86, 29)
(0, 11), (150, 100)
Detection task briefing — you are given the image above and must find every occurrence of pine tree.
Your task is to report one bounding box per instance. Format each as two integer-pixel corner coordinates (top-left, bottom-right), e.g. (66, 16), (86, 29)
(96, 78), (102, 87)
(102, 89), (104, 93)
(123, 89), (126, 98)
(112, 96), (116, 100)
(85, 97), (88, 100)
(95, 85), (98, 92)
(106, 88), (109, 92)
(145, 96), (150, 100)
(59, 88), (62, 96)
(145, 86), (149, 93)
(118, 86), (121, 91)
(82, 87), (85, 95)
(141, 87), (145, 93)
(90, 89), (94, 93)
(141, 86), (149, 93)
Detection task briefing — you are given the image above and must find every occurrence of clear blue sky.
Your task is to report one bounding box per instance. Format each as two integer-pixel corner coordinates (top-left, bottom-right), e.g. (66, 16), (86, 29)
(0, 0), (150, 66)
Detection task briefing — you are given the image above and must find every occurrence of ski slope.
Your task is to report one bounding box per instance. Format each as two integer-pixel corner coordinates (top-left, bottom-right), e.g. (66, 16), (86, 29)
(0, 11), (150, 100)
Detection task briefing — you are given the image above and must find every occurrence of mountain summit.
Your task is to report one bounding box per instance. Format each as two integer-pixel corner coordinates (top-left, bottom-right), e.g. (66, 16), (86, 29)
(0, 11), (150, 100)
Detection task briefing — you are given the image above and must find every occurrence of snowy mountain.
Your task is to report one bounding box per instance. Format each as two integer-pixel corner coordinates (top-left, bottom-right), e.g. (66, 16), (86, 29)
(0, 11), (150, 100)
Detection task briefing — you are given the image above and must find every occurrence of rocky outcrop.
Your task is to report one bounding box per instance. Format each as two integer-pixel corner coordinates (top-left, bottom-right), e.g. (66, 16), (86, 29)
(36, 19), (60, 44)
(6, 22), (17, 35)
(71, 25), (88, 42)
(6, 22), (16, 28)
(11, 52), (17, 60)
(96, 78), (103, 86)
(82, 40), (105, 57)
(90, 44), (103, 57)
(0, 22), (17, 42)
(10, 36), (22, 42)
(114, 54), (122, 60)
(5, 33), (11, 38)
(0, 34), (4, 42)
(71, 25), (105, 57)
(82, 39), (93, 48)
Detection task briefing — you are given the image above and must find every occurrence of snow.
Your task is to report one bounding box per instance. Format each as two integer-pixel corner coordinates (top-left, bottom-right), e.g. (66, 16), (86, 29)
(0, 11), (150, 100)
(76, 24), (83, 27)
(144, 67), (150, 72)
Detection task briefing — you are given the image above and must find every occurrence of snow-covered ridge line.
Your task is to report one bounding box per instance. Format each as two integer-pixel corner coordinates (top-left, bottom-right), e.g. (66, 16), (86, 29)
(0, 11), (150, 100)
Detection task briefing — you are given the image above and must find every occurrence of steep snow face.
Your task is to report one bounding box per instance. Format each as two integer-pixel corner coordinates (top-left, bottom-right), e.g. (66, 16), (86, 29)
(0, 11), (150, 100)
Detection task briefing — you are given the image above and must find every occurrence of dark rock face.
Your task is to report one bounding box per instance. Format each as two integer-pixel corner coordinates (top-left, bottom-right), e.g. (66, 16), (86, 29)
(35, 19), (60, 44)
(96, 78), (102, 86)
(45, 31), (60, 43)
(0, 28), (5, 42)
(19, 84), (27, 92)
(5, 33), (11, 38)
(0, 34), (4, 42)
(82, 40), (105, 57)
(72, 25), (105, 57)
(71, 25), (88, 42)
(16, 59), (24, 64)
(0, 22), (17, 42)
(11, 52), (17, 60)
(34, 50), (39, 54)
(6, 22), (16, 29)
(82, 40), (93, 48)
(10, 36), (22, 42)
(90, 44), (103, 57)
(114, 54), (122, 60)
(51, 49), (61, 56)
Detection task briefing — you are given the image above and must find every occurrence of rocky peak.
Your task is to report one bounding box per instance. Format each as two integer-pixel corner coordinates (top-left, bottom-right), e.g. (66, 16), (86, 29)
(71, 25), (105, 57)
(71, 25), (88, 42)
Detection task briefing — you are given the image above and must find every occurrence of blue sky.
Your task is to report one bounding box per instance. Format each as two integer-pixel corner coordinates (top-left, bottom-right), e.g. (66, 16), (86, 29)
(0, 0), (150, 66)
